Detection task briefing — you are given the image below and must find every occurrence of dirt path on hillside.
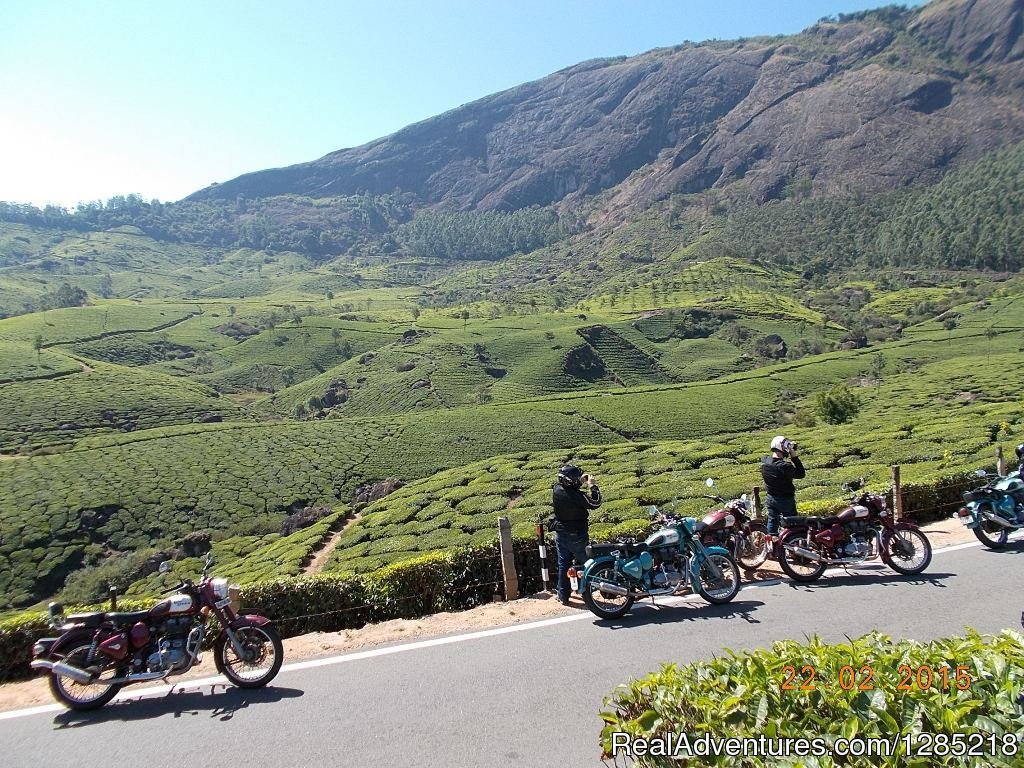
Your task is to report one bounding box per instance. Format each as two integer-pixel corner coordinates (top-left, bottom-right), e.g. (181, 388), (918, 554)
(0, 517), (985, 713)
(302, 512), (362, 576)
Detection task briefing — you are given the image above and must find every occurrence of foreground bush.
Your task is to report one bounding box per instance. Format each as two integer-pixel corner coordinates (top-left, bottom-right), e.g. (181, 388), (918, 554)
(600, 630), (1024, 767)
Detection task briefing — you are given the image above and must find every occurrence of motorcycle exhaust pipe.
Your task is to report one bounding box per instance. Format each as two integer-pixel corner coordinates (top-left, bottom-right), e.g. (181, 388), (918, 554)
(981, 511), (1019, 529)
(785, 546), (864, 566)
(107, 670), (172, 685)
(787, 545), (822, 562)
(31, 659), (95, 685)
(597, 583), (631, 597)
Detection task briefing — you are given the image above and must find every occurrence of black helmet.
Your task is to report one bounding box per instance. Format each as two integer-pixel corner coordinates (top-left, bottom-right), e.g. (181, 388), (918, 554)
(557, 464), (584, 489)
(1016, 444), (1024, 462)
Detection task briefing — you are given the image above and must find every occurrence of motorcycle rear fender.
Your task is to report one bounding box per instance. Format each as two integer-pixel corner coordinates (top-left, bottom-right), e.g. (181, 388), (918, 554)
(48, 629), (99, 659)
(960, 502), (989, 529)
(580, 556), (618, 586)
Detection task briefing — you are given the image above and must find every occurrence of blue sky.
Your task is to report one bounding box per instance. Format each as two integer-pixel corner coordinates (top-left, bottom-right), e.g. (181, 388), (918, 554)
(1, 1), (915, 208)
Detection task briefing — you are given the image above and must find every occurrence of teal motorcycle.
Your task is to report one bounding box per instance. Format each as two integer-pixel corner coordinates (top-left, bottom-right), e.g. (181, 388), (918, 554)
(956, 469), (1024, 548)
(572, 506), (740, 619)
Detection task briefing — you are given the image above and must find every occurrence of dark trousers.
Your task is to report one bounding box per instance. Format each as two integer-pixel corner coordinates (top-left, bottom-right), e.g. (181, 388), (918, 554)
(554, 529), (589, 602)
(766, 494), (797, 535)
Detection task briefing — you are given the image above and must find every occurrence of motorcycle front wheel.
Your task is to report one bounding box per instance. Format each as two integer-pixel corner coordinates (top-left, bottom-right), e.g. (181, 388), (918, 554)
(736, 523), (769, 573)
(973, 516), (1009, 549)
(215, 624), (284, 689)
(779, 533), (827, 583)
(696, 553), (741, 604)
(48, 642), (123, 711)
(882, 528), (932, 575)
(581, 564), (635, 620)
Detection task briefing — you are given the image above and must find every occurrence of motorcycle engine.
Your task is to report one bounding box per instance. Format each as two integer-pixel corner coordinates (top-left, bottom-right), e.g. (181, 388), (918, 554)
(651, 564), (681, 588)
(840, 523), (870, 557)
(145, 616), (196, 672)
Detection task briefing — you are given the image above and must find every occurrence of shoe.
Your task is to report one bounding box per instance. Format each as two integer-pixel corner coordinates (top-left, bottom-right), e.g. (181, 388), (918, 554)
(558, 595), (571, 606)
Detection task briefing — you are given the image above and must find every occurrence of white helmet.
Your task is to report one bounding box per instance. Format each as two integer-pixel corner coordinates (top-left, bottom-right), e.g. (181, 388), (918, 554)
(771, 435), (791, 453)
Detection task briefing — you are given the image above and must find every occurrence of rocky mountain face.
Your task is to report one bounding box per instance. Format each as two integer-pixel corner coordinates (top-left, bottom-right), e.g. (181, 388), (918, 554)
(188, 0), (1024, 211)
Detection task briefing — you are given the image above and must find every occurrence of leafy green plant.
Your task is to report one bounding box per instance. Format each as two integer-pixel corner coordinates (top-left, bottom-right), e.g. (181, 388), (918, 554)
(600, 630), (1024, 767)
(815, 382), (862, 425)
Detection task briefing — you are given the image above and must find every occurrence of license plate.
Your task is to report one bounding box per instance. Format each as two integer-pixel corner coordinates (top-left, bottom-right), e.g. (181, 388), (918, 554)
(214, 597), (231, 609)
(569, 576), (579, 592)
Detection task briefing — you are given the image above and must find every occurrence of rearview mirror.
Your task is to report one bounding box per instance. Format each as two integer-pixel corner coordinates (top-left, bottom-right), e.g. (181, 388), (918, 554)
(648, 505), (659, 519)
(705, 478), (715, 487)
(158, 561), (172, 574)
(975, 469), (987, 477)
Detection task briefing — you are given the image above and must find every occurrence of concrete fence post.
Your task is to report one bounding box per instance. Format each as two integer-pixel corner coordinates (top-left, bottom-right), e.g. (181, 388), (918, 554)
(996, 446), (1007, 476)
(752, 486), (762, 518)
(535, 523), (550, 592)
(498, 517), (519, 601)
(891, 465), (903, 521)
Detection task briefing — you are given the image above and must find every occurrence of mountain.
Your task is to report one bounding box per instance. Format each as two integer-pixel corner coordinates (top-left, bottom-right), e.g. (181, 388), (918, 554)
(188, 0), (1024, 212)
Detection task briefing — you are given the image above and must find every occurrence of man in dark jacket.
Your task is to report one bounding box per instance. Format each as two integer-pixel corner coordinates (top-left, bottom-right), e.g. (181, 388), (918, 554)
(760, 436), (805, 541)
(551, 464), (602, 605)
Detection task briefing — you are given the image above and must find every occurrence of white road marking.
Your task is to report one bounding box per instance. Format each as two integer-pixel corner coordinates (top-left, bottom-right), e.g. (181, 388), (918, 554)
(0, 536), (1007, 722)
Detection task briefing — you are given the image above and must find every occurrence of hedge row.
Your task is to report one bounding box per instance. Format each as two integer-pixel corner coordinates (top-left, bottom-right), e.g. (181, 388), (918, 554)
(600, 630), (1024, 767)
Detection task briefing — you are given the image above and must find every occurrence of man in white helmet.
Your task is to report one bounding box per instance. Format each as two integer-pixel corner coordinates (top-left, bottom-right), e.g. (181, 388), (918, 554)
(760, 436), (805, 545)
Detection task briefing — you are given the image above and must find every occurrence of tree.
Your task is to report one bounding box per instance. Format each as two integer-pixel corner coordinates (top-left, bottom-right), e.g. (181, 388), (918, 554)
(331, 327), (342, 350)
(942, 316), (957, 343)
(985, 325), (998, 360)
(411, 307), (421, 323)
(814, 383), (861, 425)
(33, 334), (44, 361)
(461, 309), (470, 329)
(326, 290), (334, 300)
(229, 305), (237, 317)
(869, 352), (886, 385)
(98, 273), (114, 298)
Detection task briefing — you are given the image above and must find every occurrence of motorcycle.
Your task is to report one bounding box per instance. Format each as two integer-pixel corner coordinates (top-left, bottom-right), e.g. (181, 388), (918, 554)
(778, 479), (932, 583)
(570, 506), (741, 619)
(699, 478), (769, 576)
(30, 553), (283, 711)
(955, 468), (1024, 549)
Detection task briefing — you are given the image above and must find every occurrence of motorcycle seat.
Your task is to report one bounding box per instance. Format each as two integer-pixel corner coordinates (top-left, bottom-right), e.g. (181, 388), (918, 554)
(782, 515), (839, 528)
(586, 541), (648, 558)
(65, 612), (105, 628)
(105, 611), (150, 626)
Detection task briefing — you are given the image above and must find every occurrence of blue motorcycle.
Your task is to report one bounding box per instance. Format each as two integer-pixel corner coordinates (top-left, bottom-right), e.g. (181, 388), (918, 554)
(573, 506), (740, 619)
(956, 469), (1024, 549)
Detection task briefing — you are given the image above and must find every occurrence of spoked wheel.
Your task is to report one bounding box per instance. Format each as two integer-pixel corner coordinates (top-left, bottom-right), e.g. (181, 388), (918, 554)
(214, 625), (284, 689)
(779, 533), (827, 583)
(48, 642), (123, 712)
(973, 515), (1009, 549)
(696, 553), (741, 604)
(882, 528), (932, 575)
(581, 563), (635, 620)
(735, 525), (769, 574)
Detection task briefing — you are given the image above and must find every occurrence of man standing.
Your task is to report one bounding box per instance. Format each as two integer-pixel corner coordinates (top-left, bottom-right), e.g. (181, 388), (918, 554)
(551, 464), (602, 605)
(760, 436), (805, 546)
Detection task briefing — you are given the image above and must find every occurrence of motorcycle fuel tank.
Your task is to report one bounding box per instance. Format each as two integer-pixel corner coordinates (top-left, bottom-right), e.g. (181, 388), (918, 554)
(149, 593), (194, 618)
(645, 528), (680, 547)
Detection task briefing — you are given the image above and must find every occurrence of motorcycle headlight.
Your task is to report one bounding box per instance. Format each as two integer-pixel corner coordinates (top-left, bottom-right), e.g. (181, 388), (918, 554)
(211, 577), (230, 600)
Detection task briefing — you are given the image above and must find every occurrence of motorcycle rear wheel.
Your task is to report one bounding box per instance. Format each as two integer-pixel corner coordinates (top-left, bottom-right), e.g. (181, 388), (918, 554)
(779, 534), (827, 583)
(215, 624), (284, 689)
(882, 528), (932, 575)
(973, 517), (1009, 549)
(581, 564), (635, 620)
(736, 524), (769, 573)
(696, 553), (740, 604)
(48, 642), (123, 712)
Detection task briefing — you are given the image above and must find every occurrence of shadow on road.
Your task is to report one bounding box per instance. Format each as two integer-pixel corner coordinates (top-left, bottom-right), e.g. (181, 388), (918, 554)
(593, 599), (766, 630)
(783, 570), (956, 592)
(51, 685), (303, 729)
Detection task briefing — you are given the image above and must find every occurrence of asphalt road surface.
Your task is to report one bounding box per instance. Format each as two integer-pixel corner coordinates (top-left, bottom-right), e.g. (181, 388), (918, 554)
(3, 540), (1022, 767)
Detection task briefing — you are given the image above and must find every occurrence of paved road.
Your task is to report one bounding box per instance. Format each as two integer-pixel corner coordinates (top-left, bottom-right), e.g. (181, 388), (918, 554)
(3, 541), (1022, 767)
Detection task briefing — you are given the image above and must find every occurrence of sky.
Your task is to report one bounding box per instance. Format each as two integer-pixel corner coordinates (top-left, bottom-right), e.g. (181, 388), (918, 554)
(1, 0), (916, 209)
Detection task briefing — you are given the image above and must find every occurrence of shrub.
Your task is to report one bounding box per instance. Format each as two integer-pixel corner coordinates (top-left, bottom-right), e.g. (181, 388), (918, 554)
(815, 383), (861, 425)
(600, 630), (1024, 767)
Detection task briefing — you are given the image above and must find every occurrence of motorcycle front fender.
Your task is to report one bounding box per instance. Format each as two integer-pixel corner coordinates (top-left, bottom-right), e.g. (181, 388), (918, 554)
(226, 614), (272, 631)
(691, 544), (730, 575)
(217, 614), (273, 661)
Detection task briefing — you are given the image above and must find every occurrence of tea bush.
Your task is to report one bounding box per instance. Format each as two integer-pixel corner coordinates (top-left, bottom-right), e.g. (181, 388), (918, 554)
(600, 630), (1024, 767)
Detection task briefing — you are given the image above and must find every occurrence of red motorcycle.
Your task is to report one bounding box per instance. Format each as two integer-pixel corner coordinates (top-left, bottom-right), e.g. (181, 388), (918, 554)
(778, 479), (932, 583)
(699, 480), (769, 576)
(31, 553), (282, 711)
